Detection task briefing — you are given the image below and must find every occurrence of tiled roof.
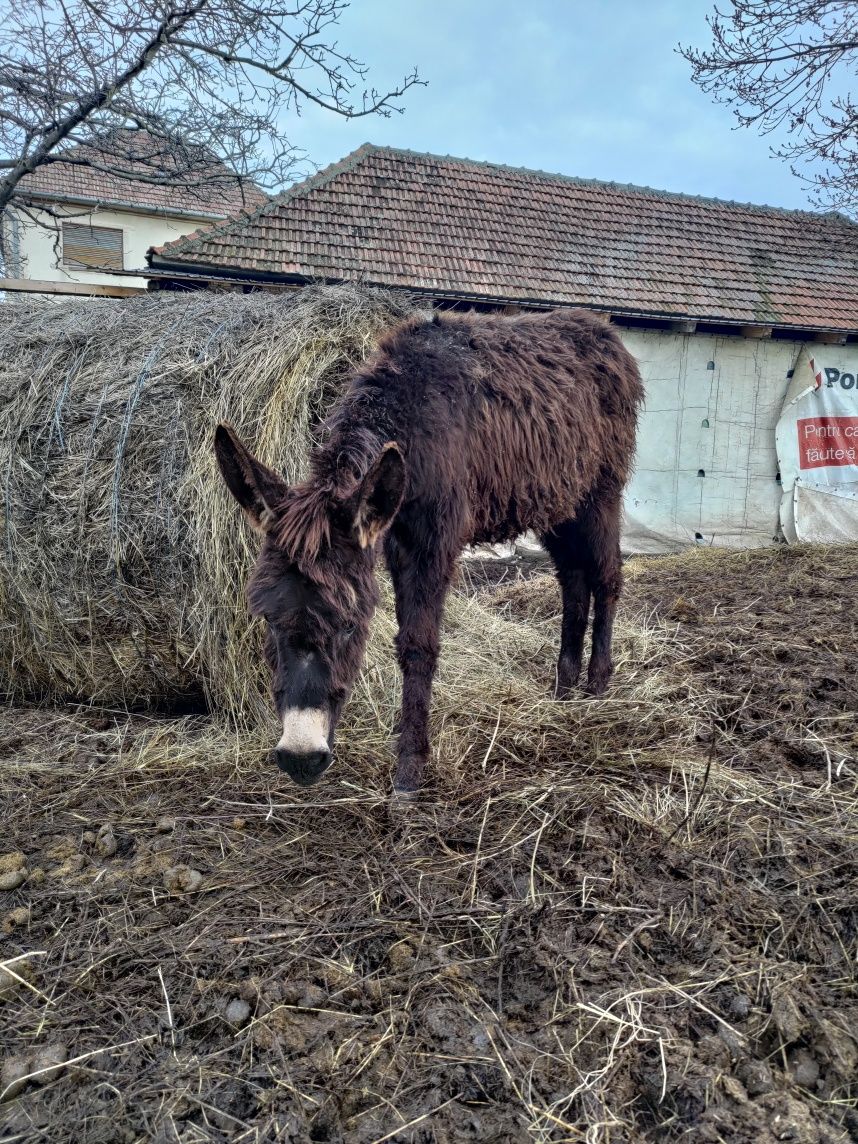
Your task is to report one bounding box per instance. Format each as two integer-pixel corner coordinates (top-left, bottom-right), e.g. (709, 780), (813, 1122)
(149, 143), (858, 330)
(18, 132), (266, 219)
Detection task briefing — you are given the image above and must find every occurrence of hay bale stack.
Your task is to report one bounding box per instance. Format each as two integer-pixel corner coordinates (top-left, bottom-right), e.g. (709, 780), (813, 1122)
(0, 286), (416, 718)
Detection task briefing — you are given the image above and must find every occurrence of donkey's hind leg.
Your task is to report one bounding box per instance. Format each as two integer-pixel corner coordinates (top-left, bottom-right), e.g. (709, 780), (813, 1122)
(541, 520), (591, 699)
(578, 491), (623, 696)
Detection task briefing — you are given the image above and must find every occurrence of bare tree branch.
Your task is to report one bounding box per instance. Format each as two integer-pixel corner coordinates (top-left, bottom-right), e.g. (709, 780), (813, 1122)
(0, 3), (205, 214)
(680, 1), (858, 214)
(0, 0), (422, 269)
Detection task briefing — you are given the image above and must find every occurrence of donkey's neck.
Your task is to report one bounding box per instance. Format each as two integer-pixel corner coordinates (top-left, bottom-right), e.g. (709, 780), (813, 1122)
(308, 387), (399, 495)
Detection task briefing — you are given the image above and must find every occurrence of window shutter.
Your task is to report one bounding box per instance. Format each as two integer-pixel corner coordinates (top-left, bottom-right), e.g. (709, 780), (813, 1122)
(62, 223), (124, 270)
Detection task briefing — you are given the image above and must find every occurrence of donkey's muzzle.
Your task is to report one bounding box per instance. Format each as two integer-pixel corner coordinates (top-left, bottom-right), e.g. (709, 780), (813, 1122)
(273, 747), (332, 786)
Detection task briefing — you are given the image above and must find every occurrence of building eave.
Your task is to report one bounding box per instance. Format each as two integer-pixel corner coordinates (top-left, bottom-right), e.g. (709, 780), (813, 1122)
(141, 260), (858, 338)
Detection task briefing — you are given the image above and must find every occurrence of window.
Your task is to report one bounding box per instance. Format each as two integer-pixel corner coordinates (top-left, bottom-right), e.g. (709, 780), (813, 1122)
(62, 223), (124, 270)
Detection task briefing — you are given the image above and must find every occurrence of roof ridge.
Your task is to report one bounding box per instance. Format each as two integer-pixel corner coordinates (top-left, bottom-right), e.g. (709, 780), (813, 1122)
(150, 143), (381, 261)
(152, 140), (855, 262)
(363, 144), (852, 222)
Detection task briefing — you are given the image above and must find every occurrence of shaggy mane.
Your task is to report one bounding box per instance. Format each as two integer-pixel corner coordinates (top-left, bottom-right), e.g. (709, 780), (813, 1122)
(271, 484), (334, 565)
(270, 425), (387, 566)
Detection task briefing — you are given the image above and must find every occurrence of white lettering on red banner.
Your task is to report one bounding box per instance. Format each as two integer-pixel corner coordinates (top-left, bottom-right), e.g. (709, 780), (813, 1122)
(797, 416), (858, 469)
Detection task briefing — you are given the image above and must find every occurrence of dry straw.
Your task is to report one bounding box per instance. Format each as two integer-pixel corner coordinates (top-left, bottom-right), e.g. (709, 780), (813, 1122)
(0, 285), (416, 723)
(1, 548), (855, 1140)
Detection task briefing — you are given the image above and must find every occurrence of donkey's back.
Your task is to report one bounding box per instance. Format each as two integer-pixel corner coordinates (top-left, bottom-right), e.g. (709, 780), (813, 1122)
(349, 307), (644, 547)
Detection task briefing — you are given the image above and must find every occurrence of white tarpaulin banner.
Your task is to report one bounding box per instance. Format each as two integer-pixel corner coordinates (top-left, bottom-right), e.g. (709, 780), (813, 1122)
(775, 347), (858, 543)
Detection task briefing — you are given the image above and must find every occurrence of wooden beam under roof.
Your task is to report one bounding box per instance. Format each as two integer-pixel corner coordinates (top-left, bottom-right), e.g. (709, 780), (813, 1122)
(0, 277), (146, 297)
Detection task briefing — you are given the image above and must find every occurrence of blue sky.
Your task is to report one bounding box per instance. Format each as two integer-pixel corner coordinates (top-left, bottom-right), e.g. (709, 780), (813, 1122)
(280, 0), (814, 211)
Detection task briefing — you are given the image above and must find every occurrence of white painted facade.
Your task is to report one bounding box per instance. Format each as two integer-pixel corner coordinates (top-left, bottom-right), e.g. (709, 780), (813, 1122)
(3, 201), (213, 293)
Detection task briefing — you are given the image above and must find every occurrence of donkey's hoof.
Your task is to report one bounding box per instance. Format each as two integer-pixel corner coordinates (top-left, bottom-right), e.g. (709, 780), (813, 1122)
(554, 658), (581, 700)
(584, 675), (612, 697)
(388, 787), (420, 822)
(390, 786), (420, 806)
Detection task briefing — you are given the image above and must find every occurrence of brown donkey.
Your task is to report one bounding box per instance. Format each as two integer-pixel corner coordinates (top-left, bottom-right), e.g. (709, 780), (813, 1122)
(215, 307), (643, 795)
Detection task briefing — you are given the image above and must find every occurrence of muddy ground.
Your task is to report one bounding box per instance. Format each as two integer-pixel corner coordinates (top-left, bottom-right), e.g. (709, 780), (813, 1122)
(1, 545), (856, 1143)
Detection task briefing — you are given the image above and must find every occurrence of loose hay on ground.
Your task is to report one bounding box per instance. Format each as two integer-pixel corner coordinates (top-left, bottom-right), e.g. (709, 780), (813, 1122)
(1, 546), (856, 1142)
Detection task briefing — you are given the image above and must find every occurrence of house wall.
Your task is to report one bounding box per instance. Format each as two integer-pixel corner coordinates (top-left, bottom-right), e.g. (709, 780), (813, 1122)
(5, 203), (210, 292)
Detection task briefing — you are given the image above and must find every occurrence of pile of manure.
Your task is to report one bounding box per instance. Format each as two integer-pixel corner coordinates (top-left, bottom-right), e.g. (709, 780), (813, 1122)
(0, 286), (416, 722)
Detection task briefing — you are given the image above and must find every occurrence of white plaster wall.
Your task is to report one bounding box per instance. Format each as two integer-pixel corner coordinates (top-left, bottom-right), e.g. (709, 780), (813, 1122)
(618, 328), (801, 553)
(8, 204), (210, 290)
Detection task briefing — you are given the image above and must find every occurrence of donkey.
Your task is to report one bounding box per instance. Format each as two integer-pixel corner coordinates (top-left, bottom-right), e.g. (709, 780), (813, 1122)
(215, 306), (644, 796)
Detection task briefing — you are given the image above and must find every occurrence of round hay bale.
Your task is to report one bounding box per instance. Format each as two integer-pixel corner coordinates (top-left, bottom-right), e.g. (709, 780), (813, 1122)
(0, 285), (417, 721)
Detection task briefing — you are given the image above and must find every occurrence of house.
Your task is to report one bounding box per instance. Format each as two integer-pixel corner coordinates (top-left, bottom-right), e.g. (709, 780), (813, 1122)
(145, 144), (858, 551)
(2, 132), (266, 298)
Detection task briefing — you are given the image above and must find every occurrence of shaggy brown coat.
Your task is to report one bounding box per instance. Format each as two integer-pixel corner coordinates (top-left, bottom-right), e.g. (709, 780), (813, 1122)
(216, 306), (644, 794)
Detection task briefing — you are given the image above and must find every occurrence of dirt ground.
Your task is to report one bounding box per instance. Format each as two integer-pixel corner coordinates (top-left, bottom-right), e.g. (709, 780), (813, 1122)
(1, 545), (856, 1143)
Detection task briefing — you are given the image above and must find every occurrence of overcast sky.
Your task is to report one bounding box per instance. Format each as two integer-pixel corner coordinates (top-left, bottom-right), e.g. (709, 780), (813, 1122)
(281, 0), (814, 211)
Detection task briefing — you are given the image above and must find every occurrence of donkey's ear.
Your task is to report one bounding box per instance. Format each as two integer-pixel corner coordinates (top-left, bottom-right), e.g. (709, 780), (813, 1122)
(351, 442), (406, 548)
(214, 423), (288, 533)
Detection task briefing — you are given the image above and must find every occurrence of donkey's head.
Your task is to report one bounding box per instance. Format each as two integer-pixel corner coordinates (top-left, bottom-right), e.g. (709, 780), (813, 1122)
(214, 424), (405, 787)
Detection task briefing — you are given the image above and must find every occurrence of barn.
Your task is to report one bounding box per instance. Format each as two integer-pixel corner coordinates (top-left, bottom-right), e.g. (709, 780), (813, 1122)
(146, 144), (858, 551)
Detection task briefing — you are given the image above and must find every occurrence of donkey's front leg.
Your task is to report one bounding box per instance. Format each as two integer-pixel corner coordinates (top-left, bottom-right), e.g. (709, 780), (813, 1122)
(386, 537), (455, 796)
(393, 626), (440, 795)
